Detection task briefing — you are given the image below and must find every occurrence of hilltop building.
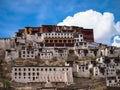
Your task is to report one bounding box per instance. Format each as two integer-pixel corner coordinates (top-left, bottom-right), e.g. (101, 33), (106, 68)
(3, 25), (120, 61)
(0, 25), (120, 89)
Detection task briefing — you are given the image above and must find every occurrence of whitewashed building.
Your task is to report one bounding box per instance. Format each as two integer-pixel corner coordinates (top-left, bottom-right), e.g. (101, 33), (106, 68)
(105, 59), (118, 77)
(12, 66), (73, 85)
(77, 63), (93, 77)
(0, 38), (11, 49)
(40, 52), (53, 60)
(93, 66), (105, 78)
(5, 48), (19, 61)
(54, 48), (69, 60)
(71, 62), (93, 77)
(75, 49), (85, 59)
(20, 46), (35, 59)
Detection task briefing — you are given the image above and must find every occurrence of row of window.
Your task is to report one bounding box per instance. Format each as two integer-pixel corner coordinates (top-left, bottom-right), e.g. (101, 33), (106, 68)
(14, 76), (38, 80)
(45, 33), (73, 36)
(106, 72), (115, 75)
(75, 39), (83, 42)
(15, 72), (40, 76)
(45, 36), (73, 38)
(22, 55), (34, 58)
(14, 68), (69, 71)
(45, 40), (74, 43)
(106, 69), (115, 72)
(79, 66), (88, 70)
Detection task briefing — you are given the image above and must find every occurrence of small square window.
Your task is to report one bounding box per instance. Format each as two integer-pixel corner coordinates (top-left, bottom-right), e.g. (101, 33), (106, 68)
(28, 68), (30, 71)
(86, 67), (88, 70)
(45, 68), (47, 71)
(15, 73), (17, 75)
(109, 80), (111, 83)
(19, 68), (21, 71)
(23, 51), (25, 54)
(15, 68), (17, 71)
(28, 73), (30, 76)
(37, 73), (39, 76)
(49, 68), (52, 71)
(19, 73), (21, 75)
(37, 68), (39, 71)
(24, 68), (26, 71)
(33, 68), (35, 71)
(33, 73), (35, 75)
(23, 73), (26, 76)
(54, 68), (56, 71)
(27, 51), (29, 54)
(41, 68), (43, 71)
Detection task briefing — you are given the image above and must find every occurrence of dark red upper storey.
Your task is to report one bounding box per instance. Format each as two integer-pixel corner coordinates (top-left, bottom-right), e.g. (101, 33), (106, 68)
(80, 29), (94, 42)
(42, 25), (56, 32)
(41, 25), (94, 42)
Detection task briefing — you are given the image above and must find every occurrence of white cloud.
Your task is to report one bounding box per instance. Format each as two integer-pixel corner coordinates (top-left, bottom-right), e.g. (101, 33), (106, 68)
(112, 35), (120, 47)
(58, 9), (120, 45)
(115, 22), (120, 33)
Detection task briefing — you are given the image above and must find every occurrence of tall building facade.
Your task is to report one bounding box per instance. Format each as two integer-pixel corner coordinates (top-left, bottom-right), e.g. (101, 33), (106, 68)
(15, 25), (94, 47)
(12, 66), (73, 85)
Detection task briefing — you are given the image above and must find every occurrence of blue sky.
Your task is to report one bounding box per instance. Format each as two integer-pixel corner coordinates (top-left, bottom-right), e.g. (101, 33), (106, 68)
(0, 0), (120, 46)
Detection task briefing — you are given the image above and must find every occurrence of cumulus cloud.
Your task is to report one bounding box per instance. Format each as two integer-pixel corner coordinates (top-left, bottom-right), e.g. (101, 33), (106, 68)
(115, 22), (120, 33)
(112, 35), (120, 47)
(58, 9), (120, 46)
